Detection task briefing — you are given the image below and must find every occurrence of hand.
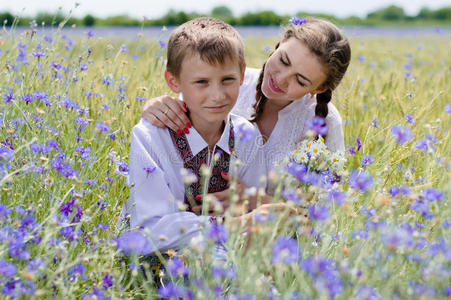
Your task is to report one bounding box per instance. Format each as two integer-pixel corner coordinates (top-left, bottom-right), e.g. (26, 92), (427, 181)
(141, 95), (191, 132)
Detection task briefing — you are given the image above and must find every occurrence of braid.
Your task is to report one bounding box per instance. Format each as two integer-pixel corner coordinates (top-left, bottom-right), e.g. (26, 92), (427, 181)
(315, 89), (331, 120)
(250, 62), (267, 122)
(250, 42), (280, 123)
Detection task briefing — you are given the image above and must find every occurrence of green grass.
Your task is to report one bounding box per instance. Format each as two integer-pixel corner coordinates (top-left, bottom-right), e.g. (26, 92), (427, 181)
(0, 28), (449, 299)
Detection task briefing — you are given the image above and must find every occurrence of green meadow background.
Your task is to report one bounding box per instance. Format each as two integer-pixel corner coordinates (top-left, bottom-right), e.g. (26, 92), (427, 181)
(0, 24), (450, 299)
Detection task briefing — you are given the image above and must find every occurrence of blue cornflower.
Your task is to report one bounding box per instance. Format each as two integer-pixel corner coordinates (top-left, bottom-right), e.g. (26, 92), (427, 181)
(95, 123), (110, 132)
(60, 198), (75, 217)
(422, 187), (442, 202)
(308, 205), (330, 221)
(3, 89), (16, 103)
(281, 189), (303, 203)
(415, 139), (428, 151)
(158, 40), (167, 48)
(236, 123), (255, 142)
(289, 16), (306, 25)
(381, 227), (414, 250)
(399, 186), (411, 195)
(388, 186), (400, 196)
(306, 116), (328, 136)
(348, 170), (373, 192)
(355, 285), (382, 300)
(102, 273), (113, 289)
(114, 161), (129, 176)
(357, 55), (365, 62)
(404, 64), (412, 70)
(16, 50), (27, 62)
(371, 118), (380, 128)
(410, 200), (431, 216)
(168, 257), (190, 277)
(391, 125), (413, 145)
(32, 51), (46, 58)
(85, 179), (97, 186)
(0, 259), (17, 277)
(0, 147), (14, 162)
(44, 35), (53, 43)
(116, 231), (151, 255)
(87, 30), (95, 38)
(301, 256), (343, 299)
(271, 236), (300, 265)
(361, 154), (374, 167)
(143, 166), (156, 175)
(208, 223), (228, 244)
(102, 76), (114, 85)
(443, 219), (451, 228)
(68, 264), (88, 281)
(22, 94), (34, 104)
(405, 113), (415, 124)
(59, 97), (80, 109)
(328, 189), (345, 205)
(356, 137), (362, 152)
(445, 103), (451, 113)
(120, 45), (129, 53)
(136, 96), (146, 102)
(158, 282), (185, 299)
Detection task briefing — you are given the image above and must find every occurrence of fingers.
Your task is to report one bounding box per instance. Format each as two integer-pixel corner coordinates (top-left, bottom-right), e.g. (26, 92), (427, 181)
(208, 190), (230, 202)
(153, 109), (183, 132)
(166, 100), (191, 131)
(142, 114), (166, 128)
(141, 96), (189, 132)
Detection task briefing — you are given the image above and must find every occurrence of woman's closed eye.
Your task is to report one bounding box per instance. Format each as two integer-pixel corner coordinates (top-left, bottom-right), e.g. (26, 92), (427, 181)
(280, 56), (289, 66)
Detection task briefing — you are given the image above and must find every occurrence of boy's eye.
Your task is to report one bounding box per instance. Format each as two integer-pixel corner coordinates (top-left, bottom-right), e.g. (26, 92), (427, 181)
(195, 80), (208, 84)
(223, 77), (235, 83)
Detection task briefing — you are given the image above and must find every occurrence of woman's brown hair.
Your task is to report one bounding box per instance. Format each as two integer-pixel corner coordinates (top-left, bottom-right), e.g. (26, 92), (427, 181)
(251, 18), (351, 127)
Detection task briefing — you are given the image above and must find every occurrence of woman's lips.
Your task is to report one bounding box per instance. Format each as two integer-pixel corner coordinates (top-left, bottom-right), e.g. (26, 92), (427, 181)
(269, 75), (284, 93)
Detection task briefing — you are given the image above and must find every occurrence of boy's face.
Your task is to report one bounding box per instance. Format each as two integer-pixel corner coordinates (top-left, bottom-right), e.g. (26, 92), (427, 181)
(165, 53), (245, 127)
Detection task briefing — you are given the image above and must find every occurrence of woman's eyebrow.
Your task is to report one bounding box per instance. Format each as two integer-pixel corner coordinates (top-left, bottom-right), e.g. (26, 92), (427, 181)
(283, 51), (312, 84)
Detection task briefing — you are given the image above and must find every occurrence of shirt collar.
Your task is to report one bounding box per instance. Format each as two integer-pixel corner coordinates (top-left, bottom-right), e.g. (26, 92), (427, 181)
(185, 115), (232, 157)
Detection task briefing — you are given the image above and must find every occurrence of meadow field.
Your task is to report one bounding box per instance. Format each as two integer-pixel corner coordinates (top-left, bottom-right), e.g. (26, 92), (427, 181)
(0, 24), (450, 299)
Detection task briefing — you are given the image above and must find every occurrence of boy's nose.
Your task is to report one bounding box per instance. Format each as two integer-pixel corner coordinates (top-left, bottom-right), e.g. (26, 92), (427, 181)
(210, 86), (226, 102)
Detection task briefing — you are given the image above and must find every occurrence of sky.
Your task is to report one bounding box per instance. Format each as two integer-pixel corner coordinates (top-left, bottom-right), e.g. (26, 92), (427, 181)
(0, 0), (449, 19)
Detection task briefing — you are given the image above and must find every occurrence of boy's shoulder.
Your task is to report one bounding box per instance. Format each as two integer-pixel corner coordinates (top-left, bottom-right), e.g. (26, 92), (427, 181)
(230, 113), (258, 135)
(131, 118), (171, 144)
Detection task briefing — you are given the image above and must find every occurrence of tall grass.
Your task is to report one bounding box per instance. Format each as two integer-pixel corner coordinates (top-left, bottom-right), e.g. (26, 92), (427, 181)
(0, 26), (449, 299)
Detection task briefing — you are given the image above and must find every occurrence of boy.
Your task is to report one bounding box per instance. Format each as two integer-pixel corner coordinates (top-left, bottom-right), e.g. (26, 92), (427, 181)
(125, 17), (266, 255)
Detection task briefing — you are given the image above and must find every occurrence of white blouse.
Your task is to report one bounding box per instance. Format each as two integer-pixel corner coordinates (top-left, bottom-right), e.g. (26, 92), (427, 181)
(232, 67), (345, 172)
(126, 114), (266, 254)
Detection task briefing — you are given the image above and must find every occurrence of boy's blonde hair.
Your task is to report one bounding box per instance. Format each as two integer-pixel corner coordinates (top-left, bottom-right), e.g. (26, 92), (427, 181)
(166, 17), (245, 77)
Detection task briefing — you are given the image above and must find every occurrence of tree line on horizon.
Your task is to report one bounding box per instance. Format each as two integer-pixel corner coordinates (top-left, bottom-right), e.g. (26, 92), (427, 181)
(1, 5), (450, 27)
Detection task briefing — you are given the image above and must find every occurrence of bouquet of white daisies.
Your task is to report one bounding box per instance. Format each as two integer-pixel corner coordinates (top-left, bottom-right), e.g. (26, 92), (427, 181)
(275, 136), (347, 191)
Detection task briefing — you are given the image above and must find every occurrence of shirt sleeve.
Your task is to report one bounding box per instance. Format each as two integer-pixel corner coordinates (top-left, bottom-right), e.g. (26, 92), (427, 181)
(126, 123), (210, 254)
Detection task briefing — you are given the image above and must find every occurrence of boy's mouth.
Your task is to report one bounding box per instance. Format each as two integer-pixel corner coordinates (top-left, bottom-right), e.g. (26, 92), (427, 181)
(269, 75), (284, 93)
(205, 104), (228, 112)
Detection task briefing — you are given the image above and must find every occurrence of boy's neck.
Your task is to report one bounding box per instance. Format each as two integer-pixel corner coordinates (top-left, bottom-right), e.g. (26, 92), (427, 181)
(190, 117), (225, 151)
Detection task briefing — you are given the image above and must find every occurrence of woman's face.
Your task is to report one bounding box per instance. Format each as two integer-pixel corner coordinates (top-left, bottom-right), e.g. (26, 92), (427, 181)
(262, 37), (328, 105)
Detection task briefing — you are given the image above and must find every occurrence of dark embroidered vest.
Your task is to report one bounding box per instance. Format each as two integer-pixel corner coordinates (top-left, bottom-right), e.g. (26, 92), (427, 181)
(168, 120), (235, 213)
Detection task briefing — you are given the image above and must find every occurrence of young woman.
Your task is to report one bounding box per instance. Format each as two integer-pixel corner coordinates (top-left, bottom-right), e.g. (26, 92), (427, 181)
(142, 17), (351, 199)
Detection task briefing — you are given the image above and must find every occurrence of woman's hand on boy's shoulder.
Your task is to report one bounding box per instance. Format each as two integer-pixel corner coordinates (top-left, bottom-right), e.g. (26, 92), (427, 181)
(141, 95), (190, 132)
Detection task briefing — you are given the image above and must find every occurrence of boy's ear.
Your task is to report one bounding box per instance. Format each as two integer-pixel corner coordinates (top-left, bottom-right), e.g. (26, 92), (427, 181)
(164, 70), (181, 93)
(240, 64), (246, 86)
